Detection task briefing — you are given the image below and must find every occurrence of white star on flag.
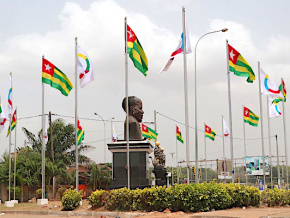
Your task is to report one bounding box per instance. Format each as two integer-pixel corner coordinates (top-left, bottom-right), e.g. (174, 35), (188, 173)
(45, 64), (51, 71)
(128, 30), (134, 38)
(229, 50), (235, 60)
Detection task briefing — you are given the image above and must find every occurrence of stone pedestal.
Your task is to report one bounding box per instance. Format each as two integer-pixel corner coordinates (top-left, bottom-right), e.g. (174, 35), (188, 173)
(37, 199), (48, 205)
(5, 201), (14, 207)
(153, 165), (168, 186)
(108, 140), (153, 189)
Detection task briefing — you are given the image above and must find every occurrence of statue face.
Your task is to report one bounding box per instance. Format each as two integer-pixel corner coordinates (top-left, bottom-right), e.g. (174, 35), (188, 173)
(132, 98), (144, 122)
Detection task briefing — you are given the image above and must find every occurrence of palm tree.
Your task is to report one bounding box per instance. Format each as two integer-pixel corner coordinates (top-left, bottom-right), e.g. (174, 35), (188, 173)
(22, 118), (92, 166)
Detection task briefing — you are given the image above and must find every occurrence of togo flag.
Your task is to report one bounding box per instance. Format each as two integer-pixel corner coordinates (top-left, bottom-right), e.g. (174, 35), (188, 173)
(77, 45), (94, 88)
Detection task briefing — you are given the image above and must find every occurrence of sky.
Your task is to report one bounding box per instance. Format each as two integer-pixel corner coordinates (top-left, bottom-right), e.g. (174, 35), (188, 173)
(0, 0), (290, 172)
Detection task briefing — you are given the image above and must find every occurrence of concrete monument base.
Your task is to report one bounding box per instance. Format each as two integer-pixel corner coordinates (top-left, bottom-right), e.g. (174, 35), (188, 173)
(37, 199), (48, 205)
(11, 200), (18, 204)
(108, 140), (153, 190)
(5, 201), (14, 207)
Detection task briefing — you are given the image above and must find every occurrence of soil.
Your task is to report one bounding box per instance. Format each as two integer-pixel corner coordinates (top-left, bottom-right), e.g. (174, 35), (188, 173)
(1, 200), (290, 217)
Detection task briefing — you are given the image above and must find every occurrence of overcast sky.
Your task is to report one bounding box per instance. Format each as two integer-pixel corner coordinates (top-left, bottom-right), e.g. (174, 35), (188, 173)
(0, 0), (290, 170)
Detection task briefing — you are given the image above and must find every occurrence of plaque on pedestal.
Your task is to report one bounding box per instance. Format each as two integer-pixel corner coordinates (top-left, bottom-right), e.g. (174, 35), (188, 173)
(108, 140), (153, 189)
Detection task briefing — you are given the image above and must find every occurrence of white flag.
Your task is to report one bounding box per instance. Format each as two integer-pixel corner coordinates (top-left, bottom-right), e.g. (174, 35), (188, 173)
(260, 68), (283, 98)
(112, 124), (118, 142)
(159, 21), (192, 73)
(77, 45), (94, 88)
(223, 118), (230, 137)
(43, 117), (48, 144)
(0, 100), (7, 134)
(269, 98), (282, 118)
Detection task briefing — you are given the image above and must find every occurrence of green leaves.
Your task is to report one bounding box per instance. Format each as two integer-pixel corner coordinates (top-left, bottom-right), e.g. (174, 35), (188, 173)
(61, 189), (82, 211)
(88, 183), (261, 212)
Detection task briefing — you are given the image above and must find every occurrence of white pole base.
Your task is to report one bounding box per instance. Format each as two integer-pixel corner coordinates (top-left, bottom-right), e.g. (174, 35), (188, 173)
(11, 200), (18, 204)
(37, 199), (48, 205)
(5, 201), (14, 207)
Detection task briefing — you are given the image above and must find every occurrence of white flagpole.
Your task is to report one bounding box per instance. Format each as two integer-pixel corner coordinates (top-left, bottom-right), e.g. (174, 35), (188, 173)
(13, 107), (17, 200)
(182, 6), (190, 184)
(276, 135), (281, 188)
(176, 126), (179, 184)
(41, 58), (46, 199)
(204, 123), (207, 183)
(257, 61), (266, 188)
(226, 40), (234, 183)
(125, 17), (130, 189)
(75, 37), (79, 192)
(242, 106), (248, 185)
(8, 72), (12, 201)
(222, 115), (226, 183)
(281, 78), (289, 189)
(267, 95), (273, 188)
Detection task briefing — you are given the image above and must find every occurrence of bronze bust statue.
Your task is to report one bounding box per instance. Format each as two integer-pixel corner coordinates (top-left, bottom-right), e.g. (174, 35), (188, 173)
(122, 96), (144, 140)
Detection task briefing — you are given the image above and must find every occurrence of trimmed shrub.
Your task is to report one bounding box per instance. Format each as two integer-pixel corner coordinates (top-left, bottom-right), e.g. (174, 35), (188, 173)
(261, 188), (287, 207)
(225, 183), (260, 207)
(89, 183), (261, 212)
(89, 190), (108, 209)
(61, 189), (82, 211)
(36, 189), (42, 199)
(106, 187), (133, 211)
(245, 186), (261, 207)
(132, 186), (170, 212)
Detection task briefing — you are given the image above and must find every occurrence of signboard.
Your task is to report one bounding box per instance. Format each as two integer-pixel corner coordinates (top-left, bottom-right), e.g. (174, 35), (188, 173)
(217, 160), (232, 179)
(244, 156), (269, 175)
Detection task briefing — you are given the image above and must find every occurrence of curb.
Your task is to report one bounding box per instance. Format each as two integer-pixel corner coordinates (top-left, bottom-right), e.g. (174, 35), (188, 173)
(0, 210), (146, 217)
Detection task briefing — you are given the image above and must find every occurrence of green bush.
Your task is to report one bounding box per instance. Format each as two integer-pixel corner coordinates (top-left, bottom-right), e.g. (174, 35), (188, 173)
(89, 190), (108, 208)
(57, 187), (67, 198)
(88, 183), (261, 212)
(261, 188), (288, 207)
(106, 187), (133, 211)
(132, 186), (170, 212)
(7, 186), (21, 200)
(36, 189), (42, 199)
(225, 183), (260, 207)
(61, 189), (82, 211)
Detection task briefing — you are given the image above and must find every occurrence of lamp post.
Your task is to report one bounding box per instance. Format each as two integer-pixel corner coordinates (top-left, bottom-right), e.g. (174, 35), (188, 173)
(110, 117), (115, 142)
(94, 113), (106, 163)
(194, 28), (228, 183)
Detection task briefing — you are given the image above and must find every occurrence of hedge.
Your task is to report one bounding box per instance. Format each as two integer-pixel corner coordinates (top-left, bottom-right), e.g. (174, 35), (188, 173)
(88, 182), (261, 212)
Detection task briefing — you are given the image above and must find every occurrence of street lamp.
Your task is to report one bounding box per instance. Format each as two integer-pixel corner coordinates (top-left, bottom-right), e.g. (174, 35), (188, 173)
(194, 28), (228, 184)
(94, 113), (106, 163)
(110, 117), (115, 142)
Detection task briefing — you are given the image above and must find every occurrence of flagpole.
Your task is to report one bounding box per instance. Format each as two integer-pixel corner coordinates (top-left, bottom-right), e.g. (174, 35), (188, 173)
(257, 61), (266, 188)
(74, 37), (79, 192)
(226, 40), (234, 183)
(276, 135), (281, 188)
(182, 6), (190, 184)
(204, 123), (207, 183)
(242, 105), (248, 185)
(281, 78), (289, 189)
(176, 126), (179, 184)
(125, 17), (130, 189)
(8, 72), (12, 201)
(222, 115), (226, 183)
(266, 96), (273, 188)
(41, 58), (46, 199)
(154, 110), (157, 140)
(13, 107), (17, 201)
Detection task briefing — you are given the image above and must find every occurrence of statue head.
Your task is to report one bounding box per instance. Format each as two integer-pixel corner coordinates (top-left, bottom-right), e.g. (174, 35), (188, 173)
(122, 96), (144, 122)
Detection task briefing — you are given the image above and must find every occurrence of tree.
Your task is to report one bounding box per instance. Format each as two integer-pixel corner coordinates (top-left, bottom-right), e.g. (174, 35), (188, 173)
(22, 118), (92, 166)
(87, 163), (112, 190)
